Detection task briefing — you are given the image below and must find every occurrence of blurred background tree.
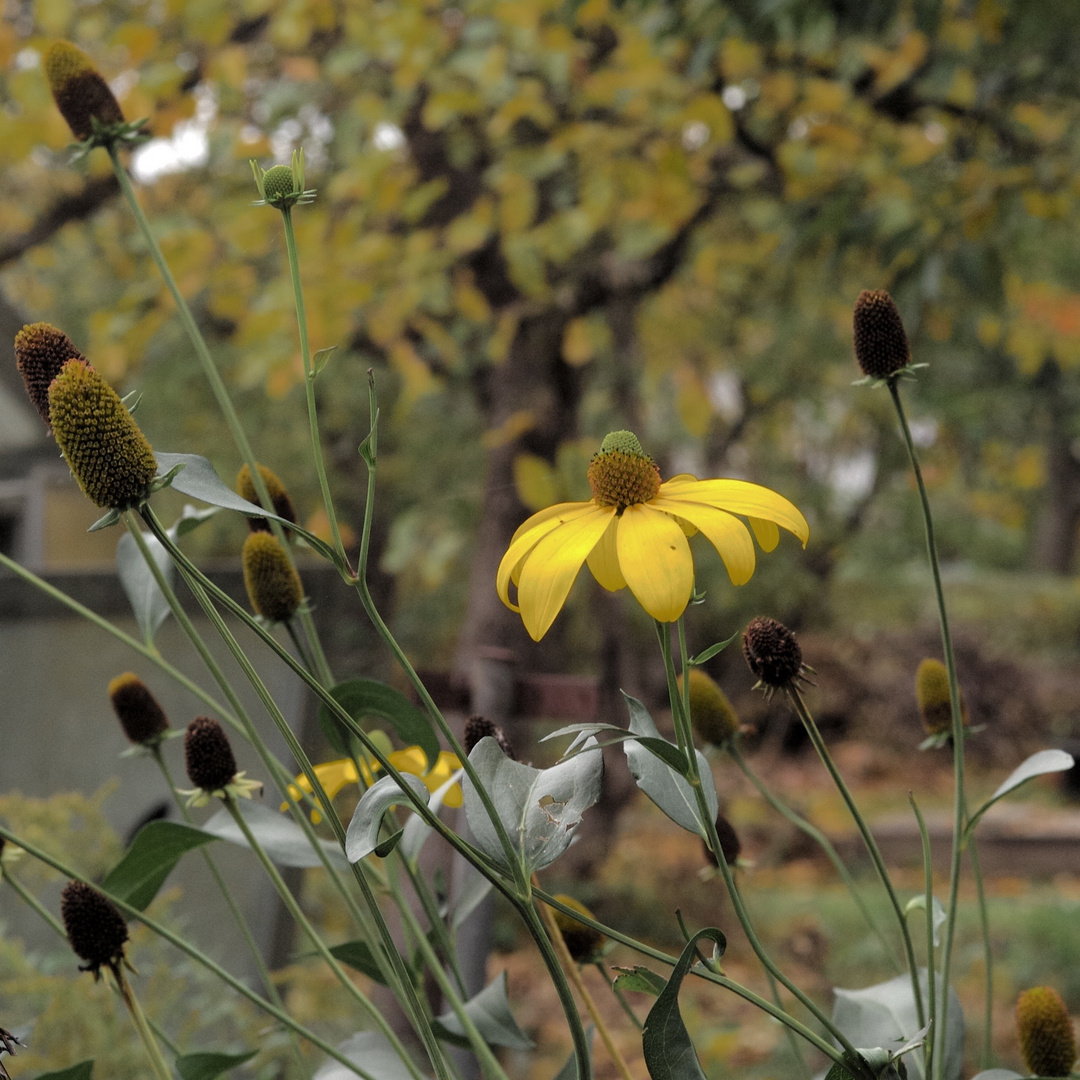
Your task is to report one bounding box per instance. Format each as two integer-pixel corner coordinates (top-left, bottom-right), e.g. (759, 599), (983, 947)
(3, 0), (1080, 683)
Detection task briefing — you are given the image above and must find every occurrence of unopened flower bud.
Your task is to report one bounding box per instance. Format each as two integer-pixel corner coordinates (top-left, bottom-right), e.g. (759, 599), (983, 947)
(184, 717), (238, 793)
(108, 673), (169, 745)
(44, 41), (124, 142)
(915, 658), (968, 736)
(853, 290), (911, 380)
(552, 895), (606, 964)
(678, 668), (739, 745)
(242, 532), (303, 622)
(236, 463), (297, 532)
(48, 360), (157, 509)
(743, 617), (804, 690)
(13, 322), (87, 429)
(60, 880), (128, 976)
(464, 715), (517, 760)
(1017, 986), (1076, 1078)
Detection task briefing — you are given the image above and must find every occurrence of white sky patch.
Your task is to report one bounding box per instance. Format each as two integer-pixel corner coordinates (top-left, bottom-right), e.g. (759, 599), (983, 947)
(681, 120), (709, 151)
(131, 83), (215, 182)
(14, 48), (40, 71)
(373, 120), (406, 151)
(909, 418), (938, 448)
(828, 451), (877, 511)
(721, 85), (746, 111)
(706, 370), (743, 423)
(924, 121), (947, 145)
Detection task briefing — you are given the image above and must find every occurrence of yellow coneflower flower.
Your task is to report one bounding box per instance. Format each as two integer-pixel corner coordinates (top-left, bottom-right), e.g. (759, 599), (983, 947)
(498, 431), (808, 641)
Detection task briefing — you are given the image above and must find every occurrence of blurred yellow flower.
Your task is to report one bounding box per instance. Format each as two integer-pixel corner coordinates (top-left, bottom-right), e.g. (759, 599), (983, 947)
(498, 431), (809, 641)
(282, 748), (463, 823)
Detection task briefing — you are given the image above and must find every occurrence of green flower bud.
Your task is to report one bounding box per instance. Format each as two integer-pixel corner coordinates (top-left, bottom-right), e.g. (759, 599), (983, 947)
(677, 668), (739, 745)
(44, 41), (124, 142)
(48, 359), (157, 509)
(242, 532), (303, 622)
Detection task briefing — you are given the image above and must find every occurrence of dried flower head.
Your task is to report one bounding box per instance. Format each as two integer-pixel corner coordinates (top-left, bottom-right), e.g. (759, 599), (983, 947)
(743, 617), (806, 694)
(60, 879), (128, 978)
(678, 668), (739, 745)
(1017, 986), (1076, 1078)
(44, 41), (124, 142)
(0, 1024), (20, 1079)
(915, 658), (969, 737)
(13, 322), (87, 428)
(236, 463), (297, 532)
(853, 290), (911, 380)
(108, 672), (169, 745)
(48, 359), (157, 509)
(552, 895), (607, 964)
(463, 715), (517, 759)
(181, 717), (261, 808)
(242, 532), (303, 622)
(703, 812), (742, 868)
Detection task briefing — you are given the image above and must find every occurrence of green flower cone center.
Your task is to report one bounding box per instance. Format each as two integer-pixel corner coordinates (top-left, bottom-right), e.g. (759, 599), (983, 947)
(262, 165), (296, 201)
(587, 431), (660, 509)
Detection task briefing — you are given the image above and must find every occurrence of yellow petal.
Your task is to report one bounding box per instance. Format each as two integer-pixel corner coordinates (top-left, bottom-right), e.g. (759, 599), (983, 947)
(516, 506), (615, 640)
(748, 516), (779, 552)
(658, 479), (809, 546)
(616, 503), (694, 622)
(652, 497), (755, 586)
(497, 502), (597, 611)
(586, 514), (627, 591)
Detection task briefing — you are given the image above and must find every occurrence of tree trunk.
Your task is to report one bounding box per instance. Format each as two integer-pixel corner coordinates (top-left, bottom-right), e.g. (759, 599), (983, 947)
(1030, 360), (1080, 574)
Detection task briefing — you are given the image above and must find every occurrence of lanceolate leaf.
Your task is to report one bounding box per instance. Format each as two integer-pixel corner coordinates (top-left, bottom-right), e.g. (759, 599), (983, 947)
(312, 1032), (414, 1080)
(344, 773), (430, 862)
(434, 972), (534, 1050)
(965, 749), (1075, 838)
(328, 940), (389, 985)
(612, 966), (668, 997)
(642, 927), (727, 1080)
(200, 803), (350, 869)
(102, 820), (215, 911)
(175, 1050), (258, 1079)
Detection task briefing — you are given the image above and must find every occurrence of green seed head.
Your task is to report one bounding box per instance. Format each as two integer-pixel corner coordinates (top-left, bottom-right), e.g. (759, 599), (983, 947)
(1017, 986), (1077, 1078)
(915, 658), (968, 735)
(599, 430), (646, 457)
(242, 532), (303, 622)
(678, 668), (739, 745)
(588, 431), (660, 509)
(261, 164), (296, 202)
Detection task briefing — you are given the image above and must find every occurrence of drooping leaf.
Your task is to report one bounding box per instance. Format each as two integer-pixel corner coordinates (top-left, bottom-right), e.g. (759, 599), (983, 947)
(434, 972), (534, 1050)
(344, 774), (430, 862)
(642, 927), (726, 1080)
(102, 820), (215, 911)
(542, 723), (692, 775)
(312, 1032), (414, 1080)
(621, 695), (718, 838)
(175, 1050), (258, 1079)
(36, 1063), (94, 1079)
(173, 504), (220, 538)
(904, 895), (947, 947)
(966, 749), (1075, 837)
(462, 736), (604, 874)
(328, 940), (389, 984)
(612, 966), (668, 998)
(200, 803), (350, 869)
(116, 527), (174, 644)
(317, 678), (439, 768)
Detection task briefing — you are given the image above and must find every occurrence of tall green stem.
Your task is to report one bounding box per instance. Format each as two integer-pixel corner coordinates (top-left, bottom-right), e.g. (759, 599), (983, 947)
(910, 794), (936, 1080)
(887, 380), (966, 1080)
(113, 967), (175, 1080)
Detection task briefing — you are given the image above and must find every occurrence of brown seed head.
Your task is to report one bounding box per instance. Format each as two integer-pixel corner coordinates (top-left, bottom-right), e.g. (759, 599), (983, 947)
(678, 668), (739, 745)
(915, 658), (969, 736)
(703, 812), (742, 868)
(48, 359), (157, 508)
(242, 532), (303, 622)
(1017, 986), (1077, 1078)
(108, 672), (169, 745)
(463, 715), (517, 759)
(552, 894), (606, 964)
(236, 463), (297, 532)
(184, 716), (238, 794)
(14, 322), (87, 429)
(743, 617), (804, 690)
(44, 41), (125, 141)
(60, 880), (128, 975)
(853, 290), (911, 379)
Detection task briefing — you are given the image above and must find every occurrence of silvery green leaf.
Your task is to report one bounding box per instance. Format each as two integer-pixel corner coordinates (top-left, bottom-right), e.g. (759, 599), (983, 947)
(401, 769), (463, 861)
(463, 736), (603, 874)
(313, 1032), (414, 1080)
(174, 504), (220, 538)
(832, 971), (963, 1080)
(621, 694), (718, 838)
(966, 749), (1075, 837)
(449, 859), (493, 930)
(201, 802), (350, 869)
(968, 1072), (1023, 1079)
(904, 895), (947, 947)
(116, 527), (174, 643)
(435, 972), (534, 1050)
(345, 774), (430, 862)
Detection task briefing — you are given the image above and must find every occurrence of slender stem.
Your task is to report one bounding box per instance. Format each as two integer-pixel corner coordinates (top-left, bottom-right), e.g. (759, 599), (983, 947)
(280, 206), (349, 569)
(596, 963), (642, 1031)
(398, 851), (468, 996)
(727, 740), (901, 971)
(786, 684), (925, 1032)
(910, 794), (936, 1080)
(2, 870), (65, 935)
(0, 824), (373, 1078)
(537, 887), (635, 1080)
(764, 966), (813, 1080)
(285, 617), (318, 680)
(888, 380), (966, 1080)
(967, 807), (993, 1068)
(114, 967), (175, 1080)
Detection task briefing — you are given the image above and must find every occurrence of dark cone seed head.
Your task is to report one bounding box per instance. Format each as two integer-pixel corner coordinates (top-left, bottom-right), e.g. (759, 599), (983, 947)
(552, 895), (606, 964)
(463, 715), (517, 759)
(44, 41), (124, 141)
(588, 431), (660, 509)
(184, 716), (238, 793)
(704, 812), (742, 868)
(14, 322), (87, 429)
(853, 289), (911, 379)
(1017, 987), (1077, 1078)
(236, 463), (297, 532)
(915, 658), (968, 736)
(679, 668), (739, 745)
(48, 360), (157, 509)
(242, 532), (303, 622)
(743, 617), (803, 689)
(108, 672), (169, 744)
(60, 880), (128, 974)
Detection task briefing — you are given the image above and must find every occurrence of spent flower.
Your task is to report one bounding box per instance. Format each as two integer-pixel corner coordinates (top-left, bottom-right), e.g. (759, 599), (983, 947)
(181, 717), (261, 808)
(743, 617), (809, 696)
(13, 322), (87, 429)
(60, 879), (128, 979)
(551, 895), (607, 964)
(853, 290), (911, 381)
(498, 430), (808, 640)
(108, 673), (170, 746)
